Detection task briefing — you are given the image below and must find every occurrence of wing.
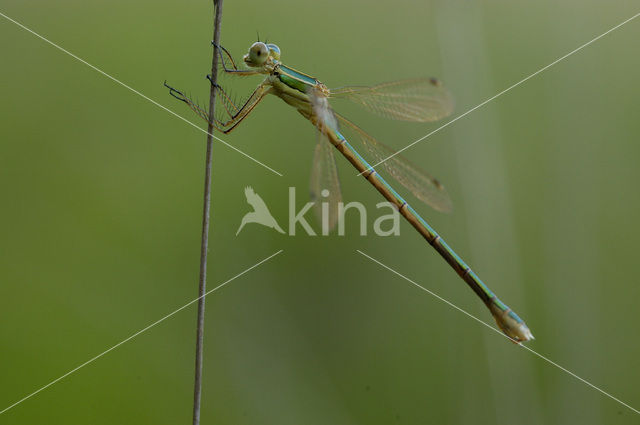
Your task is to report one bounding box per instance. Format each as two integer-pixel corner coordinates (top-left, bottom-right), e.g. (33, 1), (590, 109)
(245, 186), (268, 211)
(330, 77), (454, 123)
(306, 87), (343, 232)
(310, 128), (343, 233)
(335, 113), (452, 213)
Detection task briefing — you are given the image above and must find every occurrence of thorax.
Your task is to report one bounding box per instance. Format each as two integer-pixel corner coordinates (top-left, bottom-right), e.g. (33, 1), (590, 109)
(268, 63), (330, 116)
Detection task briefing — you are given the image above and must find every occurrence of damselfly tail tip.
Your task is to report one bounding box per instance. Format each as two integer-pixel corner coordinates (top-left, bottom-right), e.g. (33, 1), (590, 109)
(489, 303), (534, 343)
(521, 326), (534, 342)
(508, 321), (534, 344)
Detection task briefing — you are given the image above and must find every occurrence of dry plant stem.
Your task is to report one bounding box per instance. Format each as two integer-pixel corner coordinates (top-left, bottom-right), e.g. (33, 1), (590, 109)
(192, 1), (224, 424)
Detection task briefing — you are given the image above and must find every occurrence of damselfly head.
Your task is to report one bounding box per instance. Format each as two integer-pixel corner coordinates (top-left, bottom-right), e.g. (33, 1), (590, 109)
(244, 42), (269, 67)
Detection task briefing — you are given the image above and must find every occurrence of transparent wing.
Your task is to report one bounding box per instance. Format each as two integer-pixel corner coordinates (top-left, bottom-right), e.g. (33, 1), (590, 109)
(308, 86), (343, 232)
(330, 77), (454, 122)
(335, 112), (452, 213)
(310, 131), (343, 232)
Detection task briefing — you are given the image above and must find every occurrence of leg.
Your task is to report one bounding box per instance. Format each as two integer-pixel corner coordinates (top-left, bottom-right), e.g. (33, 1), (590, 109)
(206, 78), (240, 117)
(210, 41), (261, 77)
(215, 83), (271, 134)
(164, 80), (270, 134)
(164, 81), (211, 124)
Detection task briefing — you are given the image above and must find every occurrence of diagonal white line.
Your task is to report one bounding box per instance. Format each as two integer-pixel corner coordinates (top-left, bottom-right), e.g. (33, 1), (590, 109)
(358, 11), (640, 176)
(0, 11), (283, 177)
(356, 249), (640, 415)
(0, 250), (283, 416)
(356, 250), (520, 341)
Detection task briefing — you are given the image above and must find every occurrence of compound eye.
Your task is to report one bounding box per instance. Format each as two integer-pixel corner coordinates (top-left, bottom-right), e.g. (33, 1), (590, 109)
(248, 42), (269, 66)
(267, 43), (281, 60)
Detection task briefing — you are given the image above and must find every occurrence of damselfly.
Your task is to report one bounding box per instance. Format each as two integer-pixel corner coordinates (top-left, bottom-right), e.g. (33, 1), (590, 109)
(165, 41), (533, 343)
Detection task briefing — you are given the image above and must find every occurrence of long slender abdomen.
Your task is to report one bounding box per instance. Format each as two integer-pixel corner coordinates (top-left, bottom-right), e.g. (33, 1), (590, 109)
(325, 127), (533, 343)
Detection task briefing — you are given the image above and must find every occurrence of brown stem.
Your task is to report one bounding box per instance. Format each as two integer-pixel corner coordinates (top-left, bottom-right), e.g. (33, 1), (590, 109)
(192, 1), (224, 424)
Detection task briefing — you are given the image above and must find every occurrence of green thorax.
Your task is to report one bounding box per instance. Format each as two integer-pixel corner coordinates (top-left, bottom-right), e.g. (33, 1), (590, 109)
(275, 63), (322, 94)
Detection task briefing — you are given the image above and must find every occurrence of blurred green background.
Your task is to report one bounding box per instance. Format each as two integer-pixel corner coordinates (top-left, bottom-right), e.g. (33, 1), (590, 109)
(1, 0), (640, 424)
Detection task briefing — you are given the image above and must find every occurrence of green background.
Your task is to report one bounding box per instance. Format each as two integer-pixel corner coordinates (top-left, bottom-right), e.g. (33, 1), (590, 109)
(1, 1), (640, 424)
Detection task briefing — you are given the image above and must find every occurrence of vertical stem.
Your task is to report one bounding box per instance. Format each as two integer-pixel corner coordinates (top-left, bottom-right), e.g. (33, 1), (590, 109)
(192, 1), (223, 424)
